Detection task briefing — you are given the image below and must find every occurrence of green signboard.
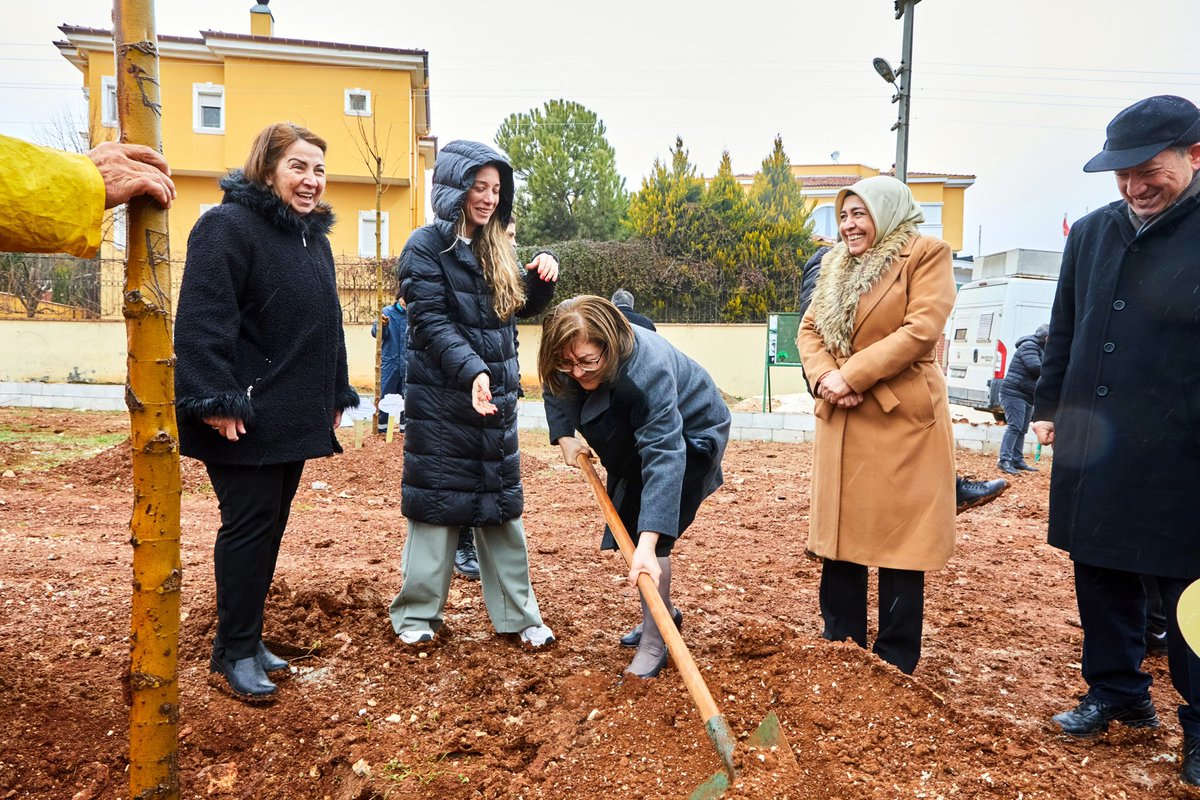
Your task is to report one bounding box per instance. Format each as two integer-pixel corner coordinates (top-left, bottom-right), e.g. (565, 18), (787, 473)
(763, 313), (805, 412)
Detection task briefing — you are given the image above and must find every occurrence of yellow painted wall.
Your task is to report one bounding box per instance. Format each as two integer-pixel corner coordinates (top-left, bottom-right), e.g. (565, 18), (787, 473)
(0, 321), (811, 400)
(791, 164), (879, 179)
(941, 188), (966, 251)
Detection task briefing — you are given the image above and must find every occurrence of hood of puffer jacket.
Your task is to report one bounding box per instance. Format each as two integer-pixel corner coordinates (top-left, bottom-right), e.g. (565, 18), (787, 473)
(218, 169), (335, 237)
(430, 140), (514, 228)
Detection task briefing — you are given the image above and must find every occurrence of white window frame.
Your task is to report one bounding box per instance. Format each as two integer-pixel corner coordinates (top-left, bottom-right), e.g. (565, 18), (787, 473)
(111, 204), (126, 251)
(918, 202), (944, 240)
(358, 210), (389, 258)
(811, 202), (837, 240)
(192, 83), (226, 134)
(100, 76), (118, 128)
(344, 88), (372, 117)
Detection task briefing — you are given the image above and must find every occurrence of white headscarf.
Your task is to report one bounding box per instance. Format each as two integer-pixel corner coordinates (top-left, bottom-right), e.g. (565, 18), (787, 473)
(835, 175), (923, 244)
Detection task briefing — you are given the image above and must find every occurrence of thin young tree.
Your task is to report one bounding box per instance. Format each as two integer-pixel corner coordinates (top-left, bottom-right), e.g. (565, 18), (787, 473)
(114, 2), (182, 798)
(347, 111), (395, 432)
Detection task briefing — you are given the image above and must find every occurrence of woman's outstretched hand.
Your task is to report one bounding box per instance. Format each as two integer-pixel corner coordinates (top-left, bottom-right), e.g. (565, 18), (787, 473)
(471, 372), (498, 416)
(525, 253), (559, 282)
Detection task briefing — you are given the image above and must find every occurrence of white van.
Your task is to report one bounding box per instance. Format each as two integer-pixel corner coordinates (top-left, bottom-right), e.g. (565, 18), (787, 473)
(943, 249), (1059, 419)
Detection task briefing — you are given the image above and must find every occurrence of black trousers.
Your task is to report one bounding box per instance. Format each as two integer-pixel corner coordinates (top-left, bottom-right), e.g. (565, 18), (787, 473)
(1074, 562), (1200, 735)
(206, 461), (305, 661)
(820, 558), (925, 675)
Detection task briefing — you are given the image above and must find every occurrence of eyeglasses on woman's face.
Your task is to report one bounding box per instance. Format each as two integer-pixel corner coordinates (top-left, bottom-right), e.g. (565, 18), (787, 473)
(556, 344), (606, 374)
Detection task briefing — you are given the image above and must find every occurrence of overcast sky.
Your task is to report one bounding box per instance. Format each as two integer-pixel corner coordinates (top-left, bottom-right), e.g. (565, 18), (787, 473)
(3, 0), (1198, 256)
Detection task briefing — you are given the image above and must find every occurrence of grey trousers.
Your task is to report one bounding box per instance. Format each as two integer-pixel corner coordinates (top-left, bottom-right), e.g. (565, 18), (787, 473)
(388, 518), (544, 635)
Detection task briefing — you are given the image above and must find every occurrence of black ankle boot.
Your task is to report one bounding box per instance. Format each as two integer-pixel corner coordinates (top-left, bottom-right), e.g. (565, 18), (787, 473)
(1183, 735), (1200, 785)
(997, 459), (1022, 475)
(256, 641), (289, 673)
(210, 654), (277, 702)
(1015, 459), (1039, 472)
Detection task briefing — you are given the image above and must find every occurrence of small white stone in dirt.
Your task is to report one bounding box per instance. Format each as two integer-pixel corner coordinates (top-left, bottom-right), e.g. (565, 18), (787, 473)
(47, 554), (58, 561)
(333, 632), (351, 643)
(2, 470), (16, 478)
(329, 713), (340, 722)
(309, 765), (319, 778)
(367, 699), (377, 707)
(351, 759), (371, 777)
(409, 714), (418, 723)
(385, 714), (403, 723)
(311, 481), (330, 490)
(587, 709), (601, 721)
(417, 652), (428, 659)
(358, 708), (367, 717)
(504, 716), (522, 727)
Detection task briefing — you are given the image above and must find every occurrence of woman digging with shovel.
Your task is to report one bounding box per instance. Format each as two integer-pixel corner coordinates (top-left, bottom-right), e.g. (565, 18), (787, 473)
(540, 295), (730, 678)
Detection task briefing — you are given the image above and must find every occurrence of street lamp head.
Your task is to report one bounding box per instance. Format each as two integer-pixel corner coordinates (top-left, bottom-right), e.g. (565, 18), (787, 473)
(873, 57), (897, 84)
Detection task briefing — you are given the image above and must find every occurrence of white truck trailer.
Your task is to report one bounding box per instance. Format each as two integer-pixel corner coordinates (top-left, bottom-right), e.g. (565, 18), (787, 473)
(944, 249), (1059, 419)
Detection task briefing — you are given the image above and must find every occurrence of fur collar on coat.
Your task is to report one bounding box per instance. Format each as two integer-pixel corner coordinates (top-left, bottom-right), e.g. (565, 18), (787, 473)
(810, 222), (918, 358)
(218, 169), (335, 237)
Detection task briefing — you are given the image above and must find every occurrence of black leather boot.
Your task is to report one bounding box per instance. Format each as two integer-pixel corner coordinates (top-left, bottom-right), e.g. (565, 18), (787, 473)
(210, 654), (277, 703)
(1015, 459), (1040, 472)
(1183, 735), (1200, 786)
(454, 527), (480, 580)
(1051, 694), (1158, 738)
(997, 459), (1022, 475)
(955, 477), (1009, 514)
(256, 641), (289, 673)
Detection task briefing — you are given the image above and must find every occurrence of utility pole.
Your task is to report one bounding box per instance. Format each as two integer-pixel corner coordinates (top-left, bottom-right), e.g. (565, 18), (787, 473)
(894, 0), (919, 183)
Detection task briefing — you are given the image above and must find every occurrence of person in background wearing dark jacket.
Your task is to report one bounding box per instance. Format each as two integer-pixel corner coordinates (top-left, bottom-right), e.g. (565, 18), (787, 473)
(800, 245), (1008, 513)
(611, 288), (657, 331)
(175, 122), (359, 702)
(387, 140), (559, 649)
(371, 293), (408, 434)
(541, 296), (730, 678)
(996, 324), (1048, 474)
(1032, 95), (1200, 784)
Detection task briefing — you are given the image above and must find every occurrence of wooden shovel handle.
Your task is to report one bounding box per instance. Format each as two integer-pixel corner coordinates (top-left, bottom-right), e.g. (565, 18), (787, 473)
(575, 454), (723, 723)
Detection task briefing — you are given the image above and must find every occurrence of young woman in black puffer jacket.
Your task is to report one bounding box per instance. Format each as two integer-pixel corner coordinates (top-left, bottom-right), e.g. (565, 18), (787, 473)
(387, 140), (559, 650)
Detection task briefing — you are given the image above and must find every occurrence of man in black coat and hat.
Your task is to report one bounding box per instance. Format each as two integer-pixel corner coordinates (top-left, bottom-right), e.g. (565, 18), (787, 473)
(1033, 95), (1200, 785)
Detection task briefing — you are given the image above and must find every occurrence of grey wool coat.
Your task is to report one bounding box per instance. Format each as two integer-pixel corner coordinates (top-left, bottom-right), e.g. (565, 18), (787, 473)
(544, 326), (730, 549)
(1033, 187), (1200, 579)
(398, 140), (556, 527)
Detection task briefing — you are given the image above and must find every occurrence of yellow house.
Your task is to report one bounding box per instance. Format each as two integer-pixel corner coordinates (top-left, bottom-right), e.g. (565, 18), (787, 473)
(53, 3), (435, 320)
(735, 163), (975, 253)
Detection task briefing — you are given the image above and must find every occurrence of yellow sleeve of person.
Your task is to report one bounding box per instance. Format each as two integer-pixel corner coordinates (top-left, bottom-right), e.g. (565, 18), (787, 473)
(0, 134), (106, 258)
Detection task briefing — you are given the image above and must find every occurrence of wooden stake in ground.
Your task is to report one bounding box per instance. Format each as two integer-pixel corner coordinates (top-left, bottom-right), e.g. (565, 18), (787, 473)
(114, 2), (182, 798)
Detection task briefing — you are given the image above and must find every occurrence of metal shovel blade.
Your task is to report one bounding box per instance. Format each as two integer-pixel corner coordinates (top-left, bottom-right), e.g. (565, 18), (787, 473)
(689, 711), (794, 800)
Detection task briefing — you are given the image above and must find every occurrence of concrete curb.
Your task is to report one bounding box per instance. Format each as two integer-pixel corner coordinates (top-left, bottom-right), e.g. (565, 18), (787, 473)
(0, 382), (1044, 456)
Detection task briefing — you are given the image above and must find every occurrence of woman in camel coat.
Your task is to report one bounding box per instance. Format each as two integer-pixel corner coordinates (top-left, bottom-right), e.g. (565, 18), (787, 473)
(797, 175), (956, 674)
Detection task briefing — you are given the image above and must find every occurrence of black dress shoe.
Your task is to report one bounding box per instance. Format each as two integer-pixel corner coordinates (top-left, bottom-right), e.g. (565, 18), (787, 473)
(619, 608), (683, 648)
(1051, 694), (1158, 738)
(1183, 735), (1200, 786)
(454, 527), (480, 580)
(1015, 459), (1040, 472)
(210, 654), (277, 703)
(997, 459), (1023, 475)
(257, 641), (289, 673)
(955, 477), (1009, 514)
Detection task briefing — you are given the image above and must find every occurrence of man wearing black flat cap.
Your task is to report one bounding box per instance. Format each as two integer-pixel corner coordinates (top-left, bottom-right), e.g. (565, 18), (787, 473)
(1031, 95), (1200, 784)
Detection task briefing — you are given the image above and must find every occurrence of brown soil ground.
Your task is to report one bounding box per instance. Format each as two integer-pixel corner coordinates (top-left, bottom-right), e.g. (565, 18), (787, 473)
(0, 407), (1194, 800)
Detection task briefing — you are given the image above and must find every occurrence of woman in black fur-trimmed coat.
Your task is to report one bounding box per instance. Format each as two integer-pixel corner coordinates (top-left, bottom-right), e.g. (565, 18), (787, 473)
(175, 123), (358, 703)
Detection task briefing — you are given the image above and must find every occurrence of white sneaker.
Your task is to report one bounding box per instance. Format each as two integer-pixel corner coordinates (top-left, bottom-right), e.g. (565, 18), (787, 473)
(519, 624), (556, 649)
(398, 629), (434, 646)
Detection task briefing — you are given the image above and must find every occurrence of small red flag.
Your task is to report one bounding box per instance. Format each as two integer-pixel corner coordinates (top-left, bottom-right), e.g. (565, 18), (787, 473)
(1062, 214), (1070, 237)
